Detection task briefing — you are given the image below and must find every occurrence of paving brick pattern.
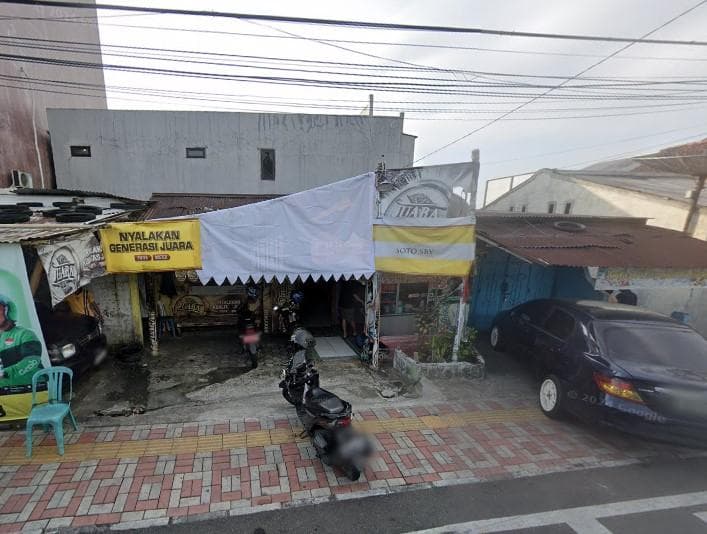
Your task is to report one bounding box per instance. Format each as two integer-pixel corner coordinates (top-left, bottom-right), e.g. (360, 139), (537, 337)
(0, 399), (704, 533)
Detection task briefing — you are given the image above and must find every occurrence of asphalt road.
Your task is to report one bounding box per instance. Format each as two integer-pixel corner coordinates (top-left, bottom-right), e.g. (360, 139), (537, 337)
(135, 455), (707, 534)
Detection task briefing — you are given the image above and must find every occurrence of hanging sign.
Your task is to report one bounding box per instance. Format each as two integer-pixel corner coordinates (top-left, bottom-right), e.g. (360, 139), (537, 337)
(374, 162), (478, 276)
(0, 244), (50, 422)
(37, 233), (106, 306)
(100, 220), (202, 273)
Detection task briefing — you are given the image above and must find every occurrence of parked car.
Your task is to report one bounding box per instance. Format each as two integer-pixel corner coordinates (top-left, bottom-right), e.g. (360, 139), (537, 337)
(35, 303), (108, 377)
(490, 299), (707, 447)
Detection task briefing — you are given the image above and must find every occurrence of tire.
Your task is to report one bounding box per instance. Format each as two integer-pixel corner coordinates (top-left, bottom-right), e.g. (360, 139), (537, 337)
(16, 202), (44, 208)
(249, 344), (258, 368)
(489, 324), (506, 352)
(53, 201), (76, 208)
(110, 202), (142, 210)
(344, 463), (361, 481)
(0, 212), (31, 224)
(539, 374), (565, 419)
(282, 386), (298, 406)
(74, 205), (103, 215)
(55, 211), (96, 222)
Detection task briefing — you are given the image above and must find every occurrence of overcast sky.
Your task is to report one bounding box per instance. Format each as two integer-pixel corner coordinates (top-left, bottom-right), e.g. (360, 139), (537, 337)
(96, 0), (707, 193)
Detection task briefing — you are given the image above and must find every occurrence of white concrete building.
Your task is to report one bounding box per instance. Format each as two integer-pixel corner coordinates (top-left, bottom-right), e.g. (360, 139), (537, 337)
(484, 163), (707, 238)
(482, 148), (707, 335)
(47, 110), (416, 199)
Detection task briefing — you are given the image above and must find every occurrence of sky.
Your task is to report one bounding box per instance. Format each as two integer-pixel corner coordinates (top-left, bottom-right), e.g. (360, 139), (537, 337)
(92, 0), (707, 195)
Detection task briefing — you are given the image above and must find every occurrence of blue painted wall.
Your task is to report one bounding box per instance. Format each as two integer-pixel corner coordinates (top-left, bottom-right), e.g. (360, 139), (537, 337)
(468, 245), (602, 330)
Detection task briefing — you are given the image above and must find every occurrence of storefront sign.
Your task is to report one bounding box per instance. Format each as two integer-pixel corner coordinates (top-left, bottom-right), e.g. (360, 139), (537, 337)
(37, 233), (106, 306)
(374, 162), (478, 276)
(0, 244), (50, 422)
(100, 220), (202, 273)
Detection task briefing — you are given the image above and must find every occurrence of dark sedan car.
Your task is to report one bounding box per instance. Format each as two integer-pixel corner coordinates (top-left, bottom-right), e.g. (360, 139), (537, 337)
(491, 299), (707, 446)
(36, 304), (108, 376)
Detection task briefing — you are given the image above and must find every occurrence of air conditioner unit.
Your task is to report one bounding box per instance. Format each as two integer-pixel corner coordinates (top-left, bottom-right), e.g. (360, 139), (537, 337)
(11, 170), (33, 189)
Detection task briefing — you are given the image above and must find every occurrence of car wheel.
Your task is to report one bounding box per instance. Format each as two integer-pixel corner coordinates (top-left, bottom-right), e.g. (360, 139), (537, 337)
(489, 324), (505, 352)
(539, 374), (565, 419)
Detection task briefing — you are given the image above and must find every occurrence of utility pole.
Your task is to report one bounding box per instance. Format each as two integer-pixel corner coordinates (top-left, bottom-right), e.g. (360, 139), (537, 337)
(452, 148), (480, 361)
(369, 94), (374, 116)
(683, 175), (706, 234)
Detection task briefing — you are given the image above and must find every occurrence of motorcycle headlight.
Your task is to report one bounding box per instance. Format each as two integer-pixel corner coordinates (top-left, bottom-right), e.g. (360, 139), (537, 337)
(272, 305), (279, 311)
(61, 343), (76, 358)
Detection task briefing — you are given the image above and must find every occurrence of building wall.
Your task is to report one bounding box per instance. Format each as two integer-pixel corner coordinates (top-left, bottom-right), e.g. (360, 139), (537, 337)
(483, 172), (707, 336)
(469, 244), (603, 331)
(91, 275), (141, 348)
(486, 170), (690, 232)
(47, 110), (416, 199)
(0, 0), (106, 189)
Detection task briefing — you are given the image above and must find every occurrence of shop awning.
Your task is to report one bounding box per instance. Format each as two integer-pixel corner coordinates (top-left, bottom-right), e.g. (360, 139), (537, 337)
(193, 173), (376, 284)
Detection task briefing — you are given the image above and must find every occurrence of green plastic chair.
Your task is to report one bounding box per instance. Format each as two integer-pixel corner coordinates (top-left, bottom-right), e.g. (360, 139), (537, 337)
(25, 366), (79, 457)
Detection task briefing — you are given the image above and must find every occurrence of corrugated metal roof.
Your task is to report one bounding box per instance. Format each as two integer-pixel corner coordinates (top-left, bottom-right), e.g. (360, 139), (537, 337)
(0, 225), (89, 243)
(0, 191), (147, 243)
(141, 192), (281, 220)
(555, 137), (707, 206)
(476, 212), (707, 268)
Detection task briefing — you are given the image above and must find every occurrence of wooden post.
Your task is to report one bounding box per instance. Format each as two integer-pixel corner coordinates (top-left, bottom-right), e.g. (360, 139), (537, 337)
(29, 259), (44, 296)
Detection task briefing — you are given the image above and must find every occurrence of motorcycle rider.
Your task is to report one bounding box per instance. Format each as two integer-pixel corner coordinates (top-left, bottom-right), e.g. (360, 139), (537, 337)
(0, 295), (44, 388)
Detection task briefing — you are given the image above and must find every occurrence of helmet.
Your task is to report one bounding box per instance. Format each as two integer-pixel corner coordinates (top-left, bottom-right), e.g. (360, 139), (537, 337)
(291, 290), (304, 305)
(246, 285), (259, 300)
(0, 294), (18, 322)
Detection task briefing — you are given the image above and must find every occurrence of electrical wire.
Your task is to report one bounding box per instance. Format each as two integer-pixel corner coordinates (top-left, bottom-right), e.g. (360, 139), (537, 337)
(3, 0), (707, 47)
(4, 13), (707, 64)
(414, 0), (707, 163)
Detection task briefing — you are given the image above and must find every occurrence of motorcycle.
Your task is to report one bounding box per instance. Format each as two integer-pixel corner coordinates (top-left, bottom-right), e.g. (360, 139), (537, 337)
(279, 343), (371, 481)
(279, 328), (315, 406)
(236, 309), (261, 369)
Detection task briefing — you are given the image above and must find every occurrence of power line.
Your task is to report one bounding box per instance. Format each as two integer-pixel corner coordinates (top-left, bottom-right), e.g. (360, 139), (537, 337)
(6, 34), (707, 87)
(6, 14), (707, 64)
(9, 51), (707, 100)
(6, 74), (707, 122)
(483, 124), (707, 166)
(3, 0), (707, 47)
(414, 0), (707, 163)
(5, 72), (706, 114)
(5, 46), (707, 101)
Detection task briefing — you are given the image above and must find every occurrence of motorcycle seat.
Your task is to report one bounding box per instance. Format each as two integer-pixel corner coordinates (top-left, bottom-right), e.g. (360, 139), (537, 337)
(306, 387), (346, 414)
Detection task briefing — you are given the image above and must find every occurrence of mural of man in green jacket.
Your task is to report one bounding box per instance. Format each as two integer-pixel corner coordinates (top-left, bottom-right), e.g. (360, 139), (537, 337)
(0, 295), (43, 389)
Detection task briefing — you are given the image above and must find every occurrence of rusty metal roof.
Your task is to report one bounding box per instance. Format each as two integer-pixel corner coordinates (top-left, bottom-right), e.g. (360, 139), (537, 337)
(476, 212), (707, 268)
(142, 192), (280, 220)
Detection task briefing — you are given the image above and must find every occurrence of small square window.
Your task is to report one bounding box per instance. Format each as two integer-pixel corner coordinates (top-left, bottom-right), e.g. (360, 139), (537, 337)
(70, 145), (91, 157)
(509, 206), (515, 212)
(547, 201), (556, 214)
(260, 149), (275, 180)
(186, 147), (206, 159)
(564, 202), (573, 215)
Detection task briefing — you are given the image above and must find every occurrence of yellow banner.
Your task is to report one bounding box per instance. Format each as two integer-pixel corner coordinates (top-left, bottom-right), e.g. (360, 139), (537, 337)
(0, 391), (48, 422)
(373, 224), (475, 276)
(100, 220), (202, 273)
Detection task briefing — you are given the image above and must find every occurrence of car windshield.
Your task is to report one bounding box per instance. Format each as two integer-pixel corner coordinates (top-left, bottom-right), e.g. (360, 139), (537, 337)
(595, 321), (707, 371)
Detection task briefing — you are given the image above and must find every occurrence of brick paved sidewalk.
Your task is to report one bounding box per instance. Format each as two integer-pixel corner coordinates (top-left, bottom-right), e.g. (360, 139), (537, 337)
(0, 399), (703, 533)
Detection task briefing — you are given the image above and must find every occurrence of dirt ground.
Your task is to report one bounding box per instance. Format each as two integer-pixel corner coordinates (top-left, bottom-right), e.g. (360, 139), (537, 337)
(72, 329), (537, 427)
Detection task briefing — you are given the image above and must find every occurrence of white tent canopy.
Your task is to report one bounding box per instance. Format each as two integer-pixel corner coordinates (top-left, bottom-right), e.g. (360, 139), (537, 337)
(194, 173), (376, 284)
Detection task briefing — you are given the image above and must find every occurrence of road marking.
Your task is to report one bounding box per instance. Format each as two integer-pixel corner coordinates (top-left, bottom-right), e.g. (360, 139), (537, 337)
(406, 490), (707, 533)
(695, 511), (707, 523)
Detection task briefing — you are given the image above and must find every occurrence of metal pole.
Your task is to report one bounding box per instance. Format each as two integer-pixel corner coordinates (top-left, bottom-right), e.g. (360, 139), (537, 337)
(683, 175), (706, 234)
(369, 94), (374, 116)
